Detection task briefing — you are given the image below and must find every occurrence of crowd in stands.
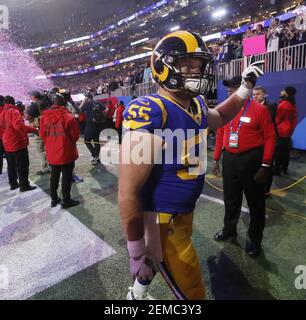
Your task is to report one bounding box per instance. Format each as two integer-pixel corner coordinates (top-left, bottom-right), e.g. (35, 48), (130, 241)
(54, 61), (152, 95)
(211, 14), (306, 64)
(19, 3), (301, 97)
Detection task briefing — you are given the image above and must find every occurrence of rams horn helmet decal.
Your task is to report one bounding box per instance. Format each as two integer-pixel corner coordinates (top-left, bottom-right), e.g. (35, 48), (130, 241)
(151, 31), (214, 96)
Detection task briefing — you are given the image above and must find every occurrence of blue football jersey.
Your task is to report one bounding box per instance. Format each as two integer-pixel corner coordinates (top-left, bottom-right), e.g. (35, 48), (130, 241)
(122, 93), (209, 214)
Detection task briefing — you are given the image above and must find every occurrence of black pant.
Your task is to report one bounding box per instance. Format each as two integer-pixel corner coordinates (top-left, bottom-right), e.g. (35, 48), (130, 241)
(6, 148), (30, 188)
(0, 140), (4, 174)
(117, 126), (122, 144)
(84, 123), (103, 158)
(265, 167), (274, 195)
(222, 147), (266, 246)
(274, 137), (291, 173)
(50, 162), (75, 202)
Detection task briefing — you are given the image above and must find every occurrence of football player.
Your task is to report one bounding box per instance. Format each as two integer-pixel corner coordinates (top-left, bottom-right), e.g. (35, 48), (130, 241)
(119, 31), (264, 300)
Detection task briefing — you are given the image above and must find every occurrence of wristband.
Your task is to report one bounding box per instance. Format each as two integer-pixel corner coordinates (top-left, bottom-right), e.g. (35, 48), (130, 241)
(235, 85), (252, 100)
(261, 163), (270, 168)
(127, 238), (146, 258)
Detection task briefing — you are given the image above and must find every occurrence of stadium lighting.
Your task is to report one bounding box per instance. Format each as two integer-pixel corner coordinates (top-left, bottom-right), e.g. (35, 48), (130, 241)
(170, 25), (180, 31)
(130, 37), (150, 46)
(212, 9), (227, 19)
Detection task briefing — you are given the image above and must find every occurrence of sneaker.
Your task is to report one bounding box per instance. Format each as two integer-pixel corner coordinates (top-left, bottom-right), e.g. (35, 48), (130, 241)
(91, 158), (100, 166)
(126, 287), (155, 300)
(247, 243), (262, 258)
(90, 156), (99, 164)
(213, 229), (238, 241)
(61, 199), (80, 209)
(72, 174), (84, 183)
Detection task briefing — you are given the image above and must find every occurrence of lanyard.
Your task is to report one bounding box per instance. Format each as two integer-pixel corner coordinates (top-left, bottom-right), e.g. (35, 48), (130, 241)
(230, 99), (252, 134)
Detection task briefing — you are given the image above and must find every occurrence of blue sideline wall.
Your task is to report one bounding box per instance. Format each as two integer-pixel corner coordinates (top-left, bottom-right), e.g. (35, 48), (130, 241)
(217, 69), (306, 150)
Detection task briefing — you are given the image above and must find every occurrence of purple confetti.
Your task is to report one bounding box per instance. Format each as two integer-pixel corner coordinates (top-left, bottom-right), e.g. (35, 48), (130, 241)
(0, 31), (53, 102)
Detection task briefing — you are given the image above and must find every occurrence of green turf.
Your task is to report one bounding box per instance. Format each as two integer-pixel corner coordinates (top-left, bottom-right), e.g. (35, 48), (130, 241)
(27, 139), (306, 300)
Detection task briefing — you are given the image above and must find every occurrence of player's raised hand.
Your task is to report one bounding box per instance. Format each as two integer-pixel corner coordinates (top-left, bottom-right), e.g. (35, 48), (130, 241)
(236, 59), (265, 100)
(242, 60), (265, 89)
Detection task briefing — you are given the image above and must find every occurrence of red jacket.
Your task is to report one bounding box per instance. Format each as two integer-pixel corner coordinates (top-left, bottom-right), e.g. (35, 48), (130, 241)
(0, 104), (37, 152)
(106, 103), (116, 120)
(275, 100), (297, 138)
(213, 100), (276, 165)
(115, 105), (125, 129)
(39, 105), (80, 165)
(0, 106), (4, 140)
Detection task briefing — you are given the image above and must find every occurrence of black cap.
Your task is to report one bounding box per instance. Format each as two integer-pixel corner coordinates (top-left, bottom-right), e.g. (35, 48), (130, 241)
(223, 76), (242, 88)
(284, 86), (296, 97)
(50, 93), (66, 106)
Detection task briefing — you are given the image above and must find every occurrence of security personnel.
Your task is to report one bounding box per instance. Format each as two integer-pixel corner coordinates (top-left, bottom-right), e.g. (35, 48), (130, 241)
(39, 93), (80, 209)
(213, 76), (276, 257)
(274, 86), (297, 175)
(0, 96), (38, 191)
(252, 86), (278, 196)
(119, 31), (264, 300)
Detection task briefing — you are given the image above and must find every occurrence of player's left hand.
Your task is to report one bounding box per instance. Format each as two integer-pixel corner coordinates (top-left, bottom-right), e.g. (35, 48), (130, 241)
(129, 254), (157, 282)
(127, 238), (158, 282)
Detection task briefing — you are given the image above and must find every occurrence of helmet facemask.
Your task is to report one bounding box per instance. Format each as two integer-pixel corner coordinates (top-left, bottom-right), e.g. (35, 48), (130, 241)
(158, 53), (214, 96)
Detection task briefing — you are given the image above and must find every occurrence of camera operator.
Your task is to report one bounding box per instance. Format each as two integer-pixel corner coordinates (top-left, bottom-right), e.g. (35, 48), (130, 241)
(26, 90), (52, 175)
(79, 93), (107, 165)
(55, 87), (81, 117)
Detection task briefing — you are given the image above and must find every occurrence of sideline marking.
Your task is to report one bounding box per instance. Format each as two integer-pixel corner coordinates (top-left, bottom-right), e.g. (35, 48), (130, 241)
(0, 171), (116, 300)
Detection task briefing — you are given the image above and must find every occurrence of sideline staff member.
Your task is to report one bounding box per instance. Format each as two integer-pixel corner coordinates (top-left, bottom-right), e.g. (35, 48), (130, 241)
(252, 86), (278, 196)
(274, 86), (297, 175)
(0, 96), (38, 191)
(213, 76), (275, 257)
(40, 93), (80, 208)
